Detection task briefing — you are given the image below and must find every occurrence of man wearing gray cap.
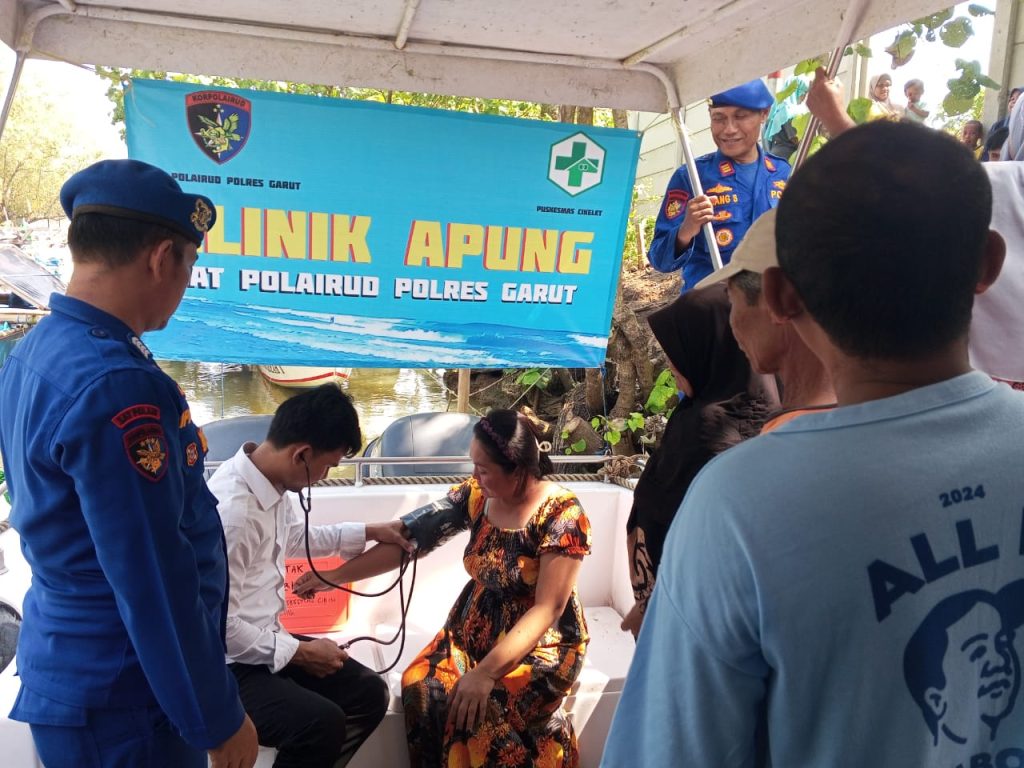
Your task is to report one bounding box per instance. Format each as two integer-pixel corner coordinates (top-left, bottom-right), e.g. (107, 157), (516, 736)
(695, 208), (834, 430)
(0, 160), (257, 767)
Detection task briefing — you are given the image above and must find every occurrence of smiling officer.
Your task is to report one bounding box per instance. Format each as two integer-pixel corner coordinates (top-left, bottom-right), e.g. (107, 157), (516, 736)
(0, 160), (257, 768)
(648, 79), (791, 292)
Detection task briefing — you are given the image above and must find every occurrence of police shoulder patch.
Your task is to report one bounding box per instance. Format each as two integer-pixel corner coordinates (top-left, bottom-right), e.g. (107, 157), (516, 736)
(123, 423), (168, 482)
(185, 442), (199, 467)
(112, 404), (161, 429)
(665, 189), (689, 220)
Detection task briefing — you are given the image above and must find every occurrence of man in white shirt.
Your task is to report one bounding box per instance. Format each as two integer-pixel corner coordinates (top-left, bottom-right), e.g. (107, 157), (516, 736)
(208, 384), (411, 768)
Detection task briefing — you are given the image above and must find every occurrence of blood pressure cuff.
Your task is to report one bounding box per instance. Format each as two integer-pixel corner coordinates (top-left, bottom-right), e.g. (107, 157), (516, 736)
(400, 484), (471, 555)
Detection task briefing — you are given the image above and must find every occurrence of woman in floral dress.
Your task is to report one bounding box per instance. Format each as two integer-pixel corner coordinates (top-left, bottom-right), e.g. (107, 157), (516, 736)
(296, 409), (591, 767)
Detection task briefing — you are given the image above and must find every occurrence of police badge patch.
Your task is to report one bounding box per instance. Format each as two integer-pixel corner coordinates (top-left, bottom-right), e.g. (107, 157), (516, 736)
(186, 90), (252, 165)
(665, 189), (689, 220)
(124, 423), (168, 482)
(185, 442), (199, 467)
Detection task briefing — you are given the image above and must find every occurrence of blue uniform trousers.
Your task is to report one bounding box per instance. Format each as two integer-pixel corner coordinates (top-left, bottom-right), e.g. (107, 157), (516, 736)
(28, 704), (205, 768)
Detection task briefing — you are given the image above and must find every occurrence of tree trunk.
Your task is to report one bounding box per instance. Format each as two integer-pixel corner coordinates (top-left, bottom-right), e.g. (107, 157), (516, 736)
(612, 282), (655, 398)
(612, 109), (629, 129)
(558, 105), (576, 123)
(584, 368), (605, 414)
(576, 106), (594, 126)
(605, 329), (637, 456)
(552, 368), (576, 393)
(562, 415), (604, 454)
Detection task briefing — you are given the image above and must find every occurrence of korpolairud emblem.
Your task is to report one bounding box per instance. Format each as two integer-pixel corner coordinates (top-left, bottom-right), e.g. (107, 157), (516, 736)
(124, 424), (168, 482)
(186, 90), (252, 164)
(716, 228), (734, 247)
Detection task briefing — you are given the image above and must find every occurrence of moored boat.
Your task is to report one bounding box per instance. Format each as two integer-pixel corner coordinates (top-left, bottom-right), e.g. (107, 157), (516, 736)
(258, 364), (352, 389)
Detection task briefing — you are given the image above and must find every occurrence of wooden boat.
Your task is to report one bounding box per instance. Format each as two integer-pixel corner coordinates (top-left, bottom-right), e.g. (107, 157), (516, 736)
(257, 364), (352, 389)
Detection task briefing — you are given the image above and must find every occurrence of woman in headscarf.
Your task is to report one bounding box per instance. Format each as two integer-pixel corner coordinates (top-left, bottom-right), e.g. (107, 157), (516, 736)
(1002, 92), (1024, 162)
(867, 73), (904, 122)
(620, 284), (779, 637)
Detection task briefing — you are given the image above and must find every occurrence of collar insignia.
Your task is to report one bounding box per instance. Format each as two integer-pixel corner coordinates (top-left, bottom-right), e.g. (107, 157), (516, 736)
(128, 334), (153, 360)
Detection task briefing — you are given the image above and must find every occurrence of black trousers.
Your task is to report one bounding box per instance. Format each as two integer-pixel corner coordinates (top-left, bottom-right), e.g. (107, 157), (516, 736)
(230, 651), (389, 768)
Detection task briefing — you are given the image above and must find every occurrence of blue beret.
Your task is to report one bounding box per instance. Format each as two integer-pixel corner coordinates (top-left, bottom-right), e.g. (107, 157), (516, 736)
(60, 159), (216, 246)
(709, 80), (774, 110)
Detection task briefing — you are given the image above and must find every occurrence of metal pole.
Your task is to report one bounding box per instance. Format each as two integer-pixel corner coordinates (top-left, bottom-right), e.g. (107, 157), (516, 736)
(0, 51), (27, 146)
(629, 64), (724, 272)
(669, 107), (723, 271)
(792, 0), (873, 170)
(456, 369), (470, 413)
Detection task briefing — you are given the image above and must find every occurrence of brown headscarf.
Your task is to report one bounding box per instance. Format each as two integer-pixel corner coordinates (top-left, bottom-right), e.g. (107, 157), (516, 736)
(626, 284), (779, 606)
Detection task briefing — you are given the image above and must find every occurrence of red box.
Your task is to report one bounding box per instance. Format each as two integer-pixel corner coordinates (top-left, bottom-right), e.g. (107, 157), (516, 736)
(281, 557), (351, 634)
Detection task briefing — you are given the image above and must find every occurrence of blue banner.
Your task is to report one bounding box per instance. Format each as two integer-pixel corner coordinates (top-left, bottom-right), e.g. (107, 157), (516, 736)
(126, 80), (640, 368)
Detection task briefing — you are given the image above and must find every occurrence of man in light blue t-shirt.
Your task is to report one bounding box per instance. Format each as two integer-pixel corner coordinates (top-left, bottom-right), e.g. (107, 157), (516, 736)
(603, 121), (1024, 767)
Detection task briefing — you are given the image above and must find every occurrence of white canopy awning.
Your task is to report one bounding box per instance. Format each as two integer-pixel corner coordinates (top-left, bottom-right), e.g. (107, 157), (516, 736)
(0, 0), (953, 112)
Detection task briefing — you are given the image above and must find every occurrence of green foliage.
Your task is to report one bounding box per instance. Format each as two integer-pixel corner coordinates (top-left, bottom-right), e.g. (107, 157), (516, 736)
(558, 429), (589, 455)
(843, 7), (998, 120)
(943, 59), (999, 116)
(787, 112), (827, 161)
(916, 9), (955, 32)
(94, 67), (552, 138)
(847, 97), (874, 125)
(793, 57), (827, 77)
(939, 17), (973, 48)
(0, 69), (103, 221)
(878, 7), (991, 69)
(885, 30), (918, 67)
(623, 180), (657, 271)
(644, 369), (678, 415)
(937, 89), (985, 134)
(589, 414), (645, 448)
(515, 367), (551, 389)
(775, 80), (801, 102)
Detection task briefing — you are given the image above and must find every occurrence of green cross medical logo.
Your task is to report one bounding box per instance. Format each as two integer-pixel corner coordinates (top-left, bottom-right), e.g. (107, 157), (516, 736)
(548, 132), (605, 196)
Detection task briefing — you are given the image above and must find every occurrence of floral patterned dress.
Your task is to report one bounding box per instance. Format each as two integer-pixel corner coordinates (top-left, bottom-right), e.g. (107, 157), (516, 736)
(400, 479), (591, 768)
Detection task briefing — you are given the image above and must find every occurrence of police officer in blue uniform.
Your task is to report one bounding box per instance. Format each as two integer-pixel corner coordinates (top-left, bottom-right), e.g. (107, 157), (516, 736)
(0, 160), (258, 768)
(648, 80), (791, 292)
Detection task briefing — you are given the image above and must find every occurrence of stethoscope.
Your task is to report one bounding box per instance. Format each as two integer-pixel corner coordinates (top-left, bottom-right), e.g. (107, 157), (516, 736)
(297, 459), (418, 675)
